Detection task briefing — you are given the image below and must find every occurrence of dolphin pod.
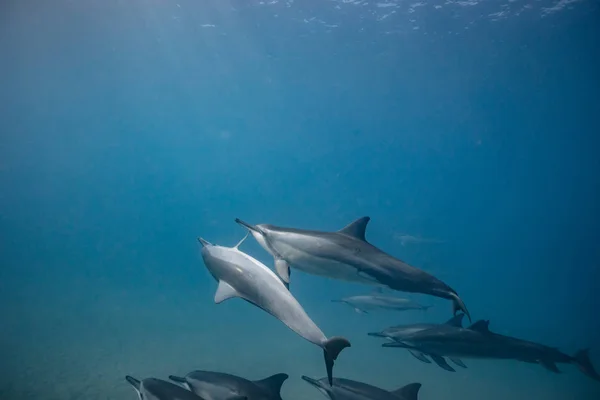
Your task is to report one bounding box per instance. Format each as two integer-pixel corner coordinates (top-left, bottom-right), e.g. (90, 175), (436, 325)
(234, 216), (471, 321)
(123, 216), (598, 400)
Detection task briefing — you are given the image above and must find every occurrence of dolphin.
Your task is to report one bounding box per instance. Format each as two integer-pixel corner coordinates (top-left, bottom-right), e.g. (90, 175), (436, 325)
(234, 217), (470, 321)
(332, 289), (432, 314)
(393, 234), (445, 247)
(125, 376), (205, 400)
(301, 376), (421, 400)
(381, 319), (600, 381)
(197, 233), (350, 385)
(367, 314), (467, 368)
(169, 371), (287, 400)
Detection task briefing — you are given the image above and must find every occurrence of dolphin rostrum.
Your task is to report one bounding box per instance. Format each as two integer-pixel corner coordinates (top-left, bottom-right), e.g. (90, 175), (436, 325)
(235, 216), (470, 321)
(197, 233), (350, 385)
(301, 376), (421, 400)
(169, 370), (287, 400)
(367, 314), (467, 369)
(125, 376), (205, 400)
(382, 319), (600, 381)
(332, 288), (432, 314)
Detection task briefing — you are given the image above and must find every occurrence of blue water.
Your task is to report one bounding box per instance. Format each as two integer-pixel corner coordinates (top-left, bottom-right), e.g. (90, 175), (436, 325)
(1, 1), (599, 399)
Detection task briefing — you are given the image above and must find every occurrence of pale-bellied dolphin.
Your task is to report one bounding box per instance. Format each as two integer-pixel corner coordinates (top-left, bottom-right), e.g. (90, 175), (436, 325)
(332, 288), (431, 314)
(169, 371), (287, 400)
(301, 376), (421, 400)
(197, 233), (350, 386)
(367, 314), (467, 369)
(125, 376), (205, 400)
(382, 319), (600, 381)
(234, 217), (470, 321)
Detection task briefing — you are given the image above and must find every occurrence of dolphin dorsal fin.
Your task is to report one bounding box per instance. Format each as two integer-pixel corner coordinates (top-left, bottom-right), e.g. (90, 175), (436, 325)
(338, 217), (370, 241)
(468, 320), (491, 333)
(233, 231), (250, 250)
(214, 281), (240, 304)
(391, 383), (422, 400)
(253, 373), (289, 398)
(444, 313), (465, 327)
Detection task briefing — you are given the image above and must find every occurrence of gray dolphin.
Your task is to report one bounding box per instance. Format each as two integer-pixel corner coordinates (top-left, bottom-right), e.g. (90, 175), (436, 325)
(197, 233), (350, 385)
(367, 314), (467, 368)
(382, 319), (600, 381)
(332, 288), (431, 314)
(234, 217), (470, 321)
(125, 376), (205, 400)
(169, 371), (287, 400)
(301, 376), (421, 400)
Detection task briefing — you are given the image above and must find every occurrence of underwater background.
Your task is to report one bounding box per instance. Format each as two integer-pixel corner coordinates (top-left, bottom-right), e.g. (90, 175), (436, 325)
(1, 0), (600, 399)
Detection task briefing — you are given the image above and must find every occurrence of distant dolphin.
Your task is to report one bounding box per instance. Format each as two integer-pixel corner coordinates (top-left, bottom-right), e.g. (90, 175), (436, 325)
(125, 376), (204, 400)
(301, 376), (421, 400)
(332, 289), (431, 314)
(382, 319), (600, 381)
(235, 217), (470, 321)
(169, 370), (287, 400)
(393, 234), (445, 247)
(367, 314), (467, 369)
(197, 233), (350, 385)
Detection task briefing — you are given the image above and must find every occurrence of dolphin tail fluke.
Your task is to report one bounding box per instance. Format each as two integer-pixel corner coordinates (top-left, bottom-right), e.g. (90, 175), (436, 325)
(449, 292), (471, 322)
(573, 349), (600, 381)
(323, 336), (351, 386)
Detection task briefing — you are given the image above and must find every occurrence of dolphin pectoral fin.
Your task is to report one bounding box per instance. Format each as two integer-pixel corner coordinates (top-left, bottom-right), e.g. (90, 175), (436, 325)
(274, 258), (291, 289)
(539, 360), (561, 373)
(323, 336), (352, 386)
(214, 280), (240, 304)
(429, 355), (456, 372)
(338, 217), (370, 241)
(253, 373), (289, 399)
(354, 307), (368, 314)
(573, 349), (600, 381)
(449, 358), (467, 368)
(391, 383), (422, 400)
(408, 350), (432, 364)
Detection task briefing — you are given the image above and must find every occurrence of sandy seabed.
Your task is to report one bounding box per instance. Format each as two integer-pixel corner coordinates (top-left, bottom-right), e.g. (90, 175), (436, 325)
(1, 287), (599, 400)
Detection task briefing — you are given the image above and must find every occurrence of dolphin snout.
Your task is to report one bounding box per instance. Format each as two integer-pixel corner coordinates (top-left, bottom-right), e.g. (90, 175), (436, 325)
(235, 218), (263, 234)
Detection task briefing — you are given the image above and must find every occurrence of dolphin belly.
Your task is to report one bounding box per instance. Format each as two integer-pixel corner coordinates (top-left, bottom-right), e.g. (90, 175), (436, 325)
(272, 242), (379, 285)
